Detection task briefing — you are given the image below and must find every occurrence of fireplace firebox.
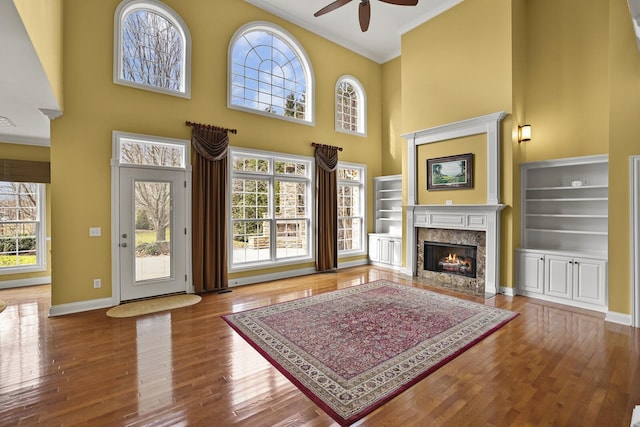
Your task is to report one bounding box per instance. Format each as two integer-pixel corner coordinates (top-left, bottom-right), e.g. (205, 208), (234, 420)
(424, 241), (477, 278)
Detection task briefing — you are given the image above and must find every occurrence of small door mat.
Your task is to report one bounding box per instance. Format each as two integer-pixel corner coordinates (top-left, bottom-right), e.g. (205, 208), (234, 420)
(107, 294), (201, 318)
(0, 300), (6, 314)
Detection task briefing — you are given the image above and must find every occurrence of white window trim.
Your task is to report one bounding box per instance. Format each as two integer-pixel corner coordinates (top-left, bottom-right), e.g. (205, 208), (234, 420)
(228, 147), (315, 272)
(0, 183), (46, 276)
(227, 21), (315, 126)
(337, 161), (367, 257)
(335, 75), (367, 137)
(113, 0), (192, 98)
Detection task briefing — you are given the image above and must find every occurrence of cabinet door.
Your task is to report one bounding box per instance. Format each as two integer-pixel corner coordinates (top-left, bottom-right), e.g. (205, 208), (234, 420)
(380, 238), (392, 264)
(368, 235), (380, 262)
(545, 255), (573, 299)
(517, 251), (545, 294)
(573, 257), (607, 306)
(392, 239), (402, 266)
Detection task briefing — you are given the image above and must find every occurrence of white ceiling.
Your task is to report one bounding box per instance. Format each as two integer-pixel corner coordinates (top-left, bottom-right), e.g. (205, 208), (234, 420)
(245, 0), (462, 63)
(0, 0), (60, 147)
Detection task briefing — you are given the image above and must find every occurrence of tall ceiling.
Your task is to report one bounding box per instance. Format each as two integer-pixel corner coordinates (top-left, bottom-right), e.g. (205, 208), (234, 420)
(0, 0), (462, 147)
(245, 0), (462, 63)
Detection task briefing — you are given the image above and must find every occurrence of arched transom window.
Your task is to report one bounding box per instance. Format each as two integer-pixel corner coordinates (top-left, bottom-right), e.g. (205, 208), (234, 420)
(228, 22), (314, 125)
(336, 75), (366, 136)
(114, 0), (191, 98)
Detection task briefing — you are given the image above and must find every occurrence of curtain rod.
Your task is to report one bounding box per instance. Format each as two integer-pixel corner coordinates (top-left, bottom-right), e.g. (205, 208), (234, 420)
(311, 142), (343, 152)
(185, 121), (238, 134)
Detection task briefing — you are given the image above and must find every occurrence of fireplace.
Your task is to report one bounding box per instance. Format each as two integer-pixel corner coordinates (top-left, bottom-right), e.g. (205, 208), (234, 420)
(416, 227), (486, 296)
(424, 241), (477, 278)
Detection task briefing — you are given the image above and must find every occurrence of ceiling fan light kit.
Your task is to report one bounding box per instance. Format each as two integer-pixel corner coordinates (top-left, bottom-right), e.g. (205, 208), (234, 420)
(314, 0), (419, 32)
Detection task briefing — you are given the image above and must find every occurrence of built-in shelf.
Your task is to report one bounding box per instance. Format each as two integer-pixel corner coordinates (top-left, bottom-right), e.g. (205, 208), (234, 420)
(517, 154), (608, 311)
(370, 175), (403, 269)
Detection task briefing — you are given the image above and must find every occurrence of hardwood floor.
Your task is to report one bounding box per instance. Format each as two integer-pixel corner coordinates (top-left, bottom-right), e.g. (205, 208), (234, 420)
(1, 266), (638, 426)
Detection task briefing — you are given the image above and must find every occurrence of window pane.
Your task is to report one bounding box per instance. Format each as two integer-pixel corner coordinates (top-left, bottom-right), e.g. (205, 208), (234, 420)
(232, 220), (271, 263)
(338, 168), (361, 181)
(231, 179), (270, 220)
(232, 156), (270, 173)
(121, 9), (183, 92)
(275, 161), (307, 176)
(338, 218), (361, 252)
(0, 181), (40, 270)
(275, 181), (306, 218)
(276, 220), (308, 259)
(120, 139), (185, 167)
(134, 181), (172, 282)
(230, 27), (310, 122)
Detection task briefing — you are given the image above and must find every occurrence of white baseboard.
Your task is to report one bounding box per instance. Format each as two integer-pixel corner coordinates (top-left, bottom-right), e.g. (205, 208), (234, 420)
(605, 311), (632, 326)
(228, 267), (317, 287)
(338, 259), (369, 269)
(0, 276), (51, 289)
(500, 286), (516, 297)
(49, 297), (114, 317)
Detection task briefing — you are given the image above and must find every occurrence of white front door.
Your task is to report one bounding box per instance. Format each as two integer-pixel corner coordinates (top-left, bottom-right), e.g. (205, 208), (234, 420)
(118, 167), (188, 301)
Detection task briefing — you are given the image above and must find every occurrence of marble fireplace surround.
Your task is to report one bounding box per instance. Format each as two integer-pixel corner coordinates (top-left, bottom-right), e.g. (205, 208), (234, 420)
(402, 112), (507, 297)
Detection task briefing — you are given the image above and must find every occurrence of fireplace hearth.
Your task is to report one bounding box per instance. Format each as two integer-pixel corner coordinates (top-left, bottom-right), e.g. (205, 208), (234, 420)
(424, 241), (477, 278)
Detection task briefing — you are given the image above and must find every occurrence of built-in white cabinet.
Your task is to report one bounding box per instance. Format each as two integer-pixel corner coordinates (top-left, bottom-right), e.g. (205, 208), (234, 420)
(369, 234), (402, 267)
(369, 175), (402, 268)
(516, 155), (608, 311)
(516, 249), (545, 294)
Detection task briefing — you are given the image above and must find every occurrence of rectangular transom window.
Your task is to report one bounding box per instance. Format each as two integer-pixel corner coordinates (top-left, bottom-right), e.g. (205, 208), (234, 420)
(230, 150), (313, 269)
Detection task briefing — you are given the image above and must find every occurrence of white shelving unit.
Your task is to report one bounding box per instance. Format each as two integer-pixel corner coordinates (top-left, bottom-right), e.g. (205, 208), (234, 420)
(517, 155), (608, 311)
(369, 175), (402, 269)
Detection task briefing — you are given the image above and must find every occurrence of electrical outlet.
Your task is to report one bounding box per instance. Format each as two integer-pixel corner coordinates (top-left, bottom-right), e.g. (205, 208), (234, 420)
(93, 279), (101, 288)
(89, 227), (101, 237)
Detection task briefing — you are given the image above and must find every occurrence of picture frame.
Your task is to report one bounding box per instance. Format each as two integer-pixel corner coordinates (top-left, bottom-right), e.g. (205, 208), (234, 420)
(427, 153), (473, 191)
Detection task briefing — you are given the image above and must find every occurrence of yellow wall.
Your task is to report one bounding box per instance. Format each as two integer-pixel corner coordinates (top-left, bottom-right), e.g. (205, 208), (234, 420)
(400, 0), (513, 132)
(381, 57), (403, 176)
(13, 0), (64, 109)
(416, 135), (488, 205)
(0, 142), (52, 283)
(521, 0), (609, 162)
(50, 0), (382, 305)
(607, 0), (640, 314)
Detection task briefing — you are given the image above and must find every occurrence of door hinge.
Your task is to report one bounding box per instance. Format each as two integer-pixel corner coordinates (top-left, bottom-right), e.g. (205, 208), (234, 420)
(185, 274), (188, 281)
(184, 227), (187, 235)
(184, 181), (187, 188)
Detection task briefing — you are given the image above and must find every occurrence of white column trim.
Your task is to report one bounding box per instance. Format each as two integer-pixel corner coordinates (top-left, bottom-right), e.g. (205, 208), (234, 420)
(631, 156), (640, 328)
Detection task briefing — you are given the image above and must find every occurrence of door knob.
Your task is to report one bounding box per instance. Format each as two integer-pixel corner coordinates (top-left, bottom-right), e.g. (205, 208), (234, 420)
(122, 233), (128, 238)
(121, 243), (127, 247)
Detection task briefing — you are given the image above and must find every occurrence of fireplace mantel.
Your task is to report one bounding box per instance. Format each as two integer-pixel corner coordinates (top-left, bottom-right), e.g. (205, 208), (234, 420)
(407, 204), (505, 296)
(402, 112), (507, 297)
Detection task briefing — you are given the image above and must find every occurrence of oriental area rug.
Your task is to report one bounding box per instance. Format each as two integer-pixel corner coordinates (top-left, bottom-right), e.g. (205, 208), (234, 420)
(222, 280), (518, 426)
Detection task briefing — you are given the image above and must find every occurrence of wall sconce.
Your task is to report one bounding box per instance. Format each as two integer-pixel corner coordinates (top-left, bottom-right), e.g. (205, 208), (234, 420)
(518, 125), (532, 143)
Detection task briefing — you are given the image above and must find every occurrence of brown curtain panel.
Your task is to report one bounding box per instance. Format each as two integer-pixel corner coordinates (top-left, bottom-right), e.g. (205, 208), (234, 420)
(191, 126), (229, 292)
(315, 145), (339, 272)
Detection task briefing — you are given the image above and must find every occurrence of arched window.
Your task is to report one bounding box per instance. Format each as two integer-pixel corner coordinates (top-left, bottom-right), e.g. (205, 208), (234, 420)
(336, 75), (366, 136)
(228, 22), (314, 125)
(114, 0), (191, 98)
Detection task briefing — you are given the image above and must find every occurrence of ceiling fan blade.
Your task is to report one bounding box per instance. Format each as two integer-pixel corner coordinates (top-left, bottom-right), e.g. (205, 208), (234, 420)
(378, 0), (419, 5)
(359, 1), (371, 32)
(314, 0), (353, 17)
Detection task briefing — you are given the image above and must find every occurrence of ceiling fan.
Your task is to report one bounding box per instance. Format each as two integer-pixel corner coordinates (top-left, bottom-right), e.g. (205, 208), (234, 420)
(314, 0), (419, 32)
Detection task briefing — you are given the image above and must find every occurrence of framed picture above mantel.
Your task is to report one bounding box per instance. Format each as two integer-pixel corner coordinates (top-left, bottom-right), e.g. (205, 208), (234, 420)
(427, 153), (473, 191)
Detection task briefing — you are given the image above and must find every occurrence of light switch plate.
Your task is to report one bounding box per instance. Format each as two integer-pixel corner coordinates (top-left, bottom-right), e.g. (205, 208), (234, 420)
(89, 227), (101, 237)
